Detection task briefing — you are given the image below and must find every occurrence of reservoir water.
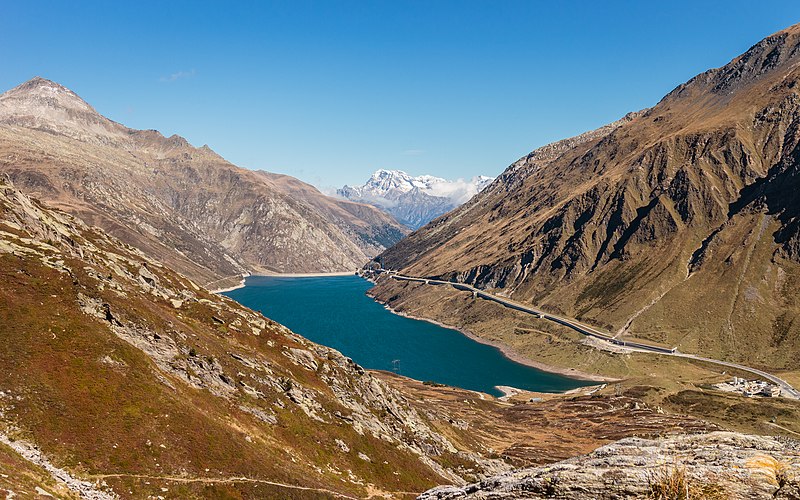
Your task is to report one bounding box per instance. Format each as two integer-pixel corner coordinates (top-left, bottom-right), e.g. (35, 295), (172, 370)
(224, 275), (590, 397)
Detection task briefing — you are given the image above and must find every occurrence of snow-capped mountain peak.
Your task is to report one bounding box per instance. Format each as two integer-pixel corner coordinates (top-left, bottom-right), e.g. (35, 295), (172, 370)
(338, 169), (494, 229)
(362, 169), (447, 197)
(474, 175), (494, 191)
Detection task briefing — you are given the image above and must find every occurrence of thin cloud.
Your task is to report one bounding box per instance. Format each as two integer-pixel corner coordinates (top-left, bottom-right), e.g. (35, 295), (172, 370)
(402, 149), (425, 156)
(160, 69), (196, 82)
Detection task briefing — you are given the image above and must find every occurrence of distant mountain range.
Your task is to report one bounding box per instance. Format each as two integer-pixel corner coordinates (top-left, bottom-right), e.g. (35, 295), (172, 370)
(0, 77), (408, 284)
(338, 169), (494, 229)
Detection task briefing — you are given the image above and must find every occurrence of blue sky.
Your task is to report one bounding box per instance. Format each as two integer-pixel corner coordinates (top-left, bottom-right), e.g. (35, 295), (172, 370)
(2, 1), (799, 190)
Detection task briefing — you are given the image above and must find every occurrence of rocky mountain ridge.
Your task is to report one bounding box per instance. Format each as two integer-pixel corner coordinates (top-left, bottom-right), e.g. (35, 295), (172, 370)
(0, 78), (408, 285)
(377, 22), (800, 370)
(338, 169), (494, 229)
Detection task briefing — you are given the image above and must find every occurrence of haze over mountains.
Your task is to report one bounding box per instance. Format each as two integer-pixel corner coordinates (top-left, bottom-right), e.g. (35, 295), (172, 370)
(0, 77), (407, 285)
(378, 23), (800, 372)
(338, 169), (494, 229)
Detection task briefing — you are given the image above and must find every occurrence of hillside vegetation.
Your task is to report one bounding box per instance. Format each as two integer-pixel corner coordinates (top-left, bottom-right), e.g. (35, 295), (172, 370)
(378, 23), (800, 372)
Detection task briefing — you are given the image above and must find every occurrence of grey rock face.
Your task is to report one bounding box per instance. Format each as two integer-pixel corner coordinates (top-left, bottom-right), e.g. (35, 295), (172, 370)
(419, 432), (800, 499)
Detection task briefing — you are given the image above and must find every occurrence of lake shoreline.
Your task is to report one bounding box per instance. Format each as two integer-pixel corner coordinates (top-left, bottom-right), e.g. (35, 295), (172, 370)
(225, 274), (606, 395)
(253, 271), (357, 278)
(211, 280), (246, 293)
(209, 273), (250, 293)
(368, 290), (617, 384)
(212, 271), (357, 293)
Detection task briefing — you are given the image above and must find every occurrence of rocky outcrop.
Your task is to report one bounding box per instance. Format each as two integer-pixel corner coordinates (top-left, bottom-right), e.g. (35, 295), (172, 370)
(0, 78), (408, 284)
(0, 433), (115, 499)
(420, 432), (800, 499)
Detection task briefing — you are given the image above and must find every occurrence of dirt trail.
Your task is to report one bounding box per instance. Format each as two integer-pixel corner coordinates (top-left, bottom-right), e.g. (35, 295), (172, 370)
(88, 473), (420, 499)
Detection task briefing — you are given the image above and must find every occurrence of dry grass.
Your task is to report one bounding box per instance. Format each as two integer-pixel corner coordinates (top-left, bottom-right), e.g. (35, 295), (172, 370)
(647, 463), (728, 500)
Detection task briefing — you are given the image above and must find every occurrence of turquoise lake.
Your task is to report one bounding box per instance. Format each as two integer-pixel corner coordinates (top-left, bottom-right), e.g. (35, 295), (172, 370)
(224, 275), (590, 397)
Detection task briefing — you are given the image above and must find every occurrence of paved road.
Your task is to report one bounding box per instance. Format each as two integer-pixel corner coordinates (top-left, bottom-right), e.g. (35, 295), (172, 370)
(383, 272), (800, 399)
(677, 353), (800, 399)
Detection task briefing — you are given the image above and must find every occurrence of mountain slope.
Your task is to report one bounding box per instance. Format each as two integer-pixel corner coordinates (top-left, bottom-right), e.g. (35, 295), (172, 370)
(258, 171), (407, 250)
(0, 176), (722, 497)
(0, 176), (471, 497)
(338, 170), (494, 229)
(0, 78), (407, 285)
(377, 23), (800, 371)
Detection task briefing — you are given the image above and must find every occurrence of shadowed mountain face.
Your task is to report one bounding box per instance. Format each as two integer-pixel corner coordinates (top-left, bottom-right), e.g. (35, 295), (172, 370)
(378, 24), (800, 369)
(0, 77), (408, 285)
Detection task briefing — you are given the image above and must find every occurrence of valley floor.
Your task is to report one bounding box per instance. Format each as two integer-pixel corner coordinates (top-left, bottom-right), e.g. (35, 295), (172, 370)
(369, 275), (800, 440)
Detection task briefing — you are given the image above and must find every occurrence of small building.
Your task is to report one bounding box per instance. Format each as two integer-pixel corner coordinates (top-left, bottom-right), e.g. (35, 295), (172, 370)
(714, 377), (782, 399)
